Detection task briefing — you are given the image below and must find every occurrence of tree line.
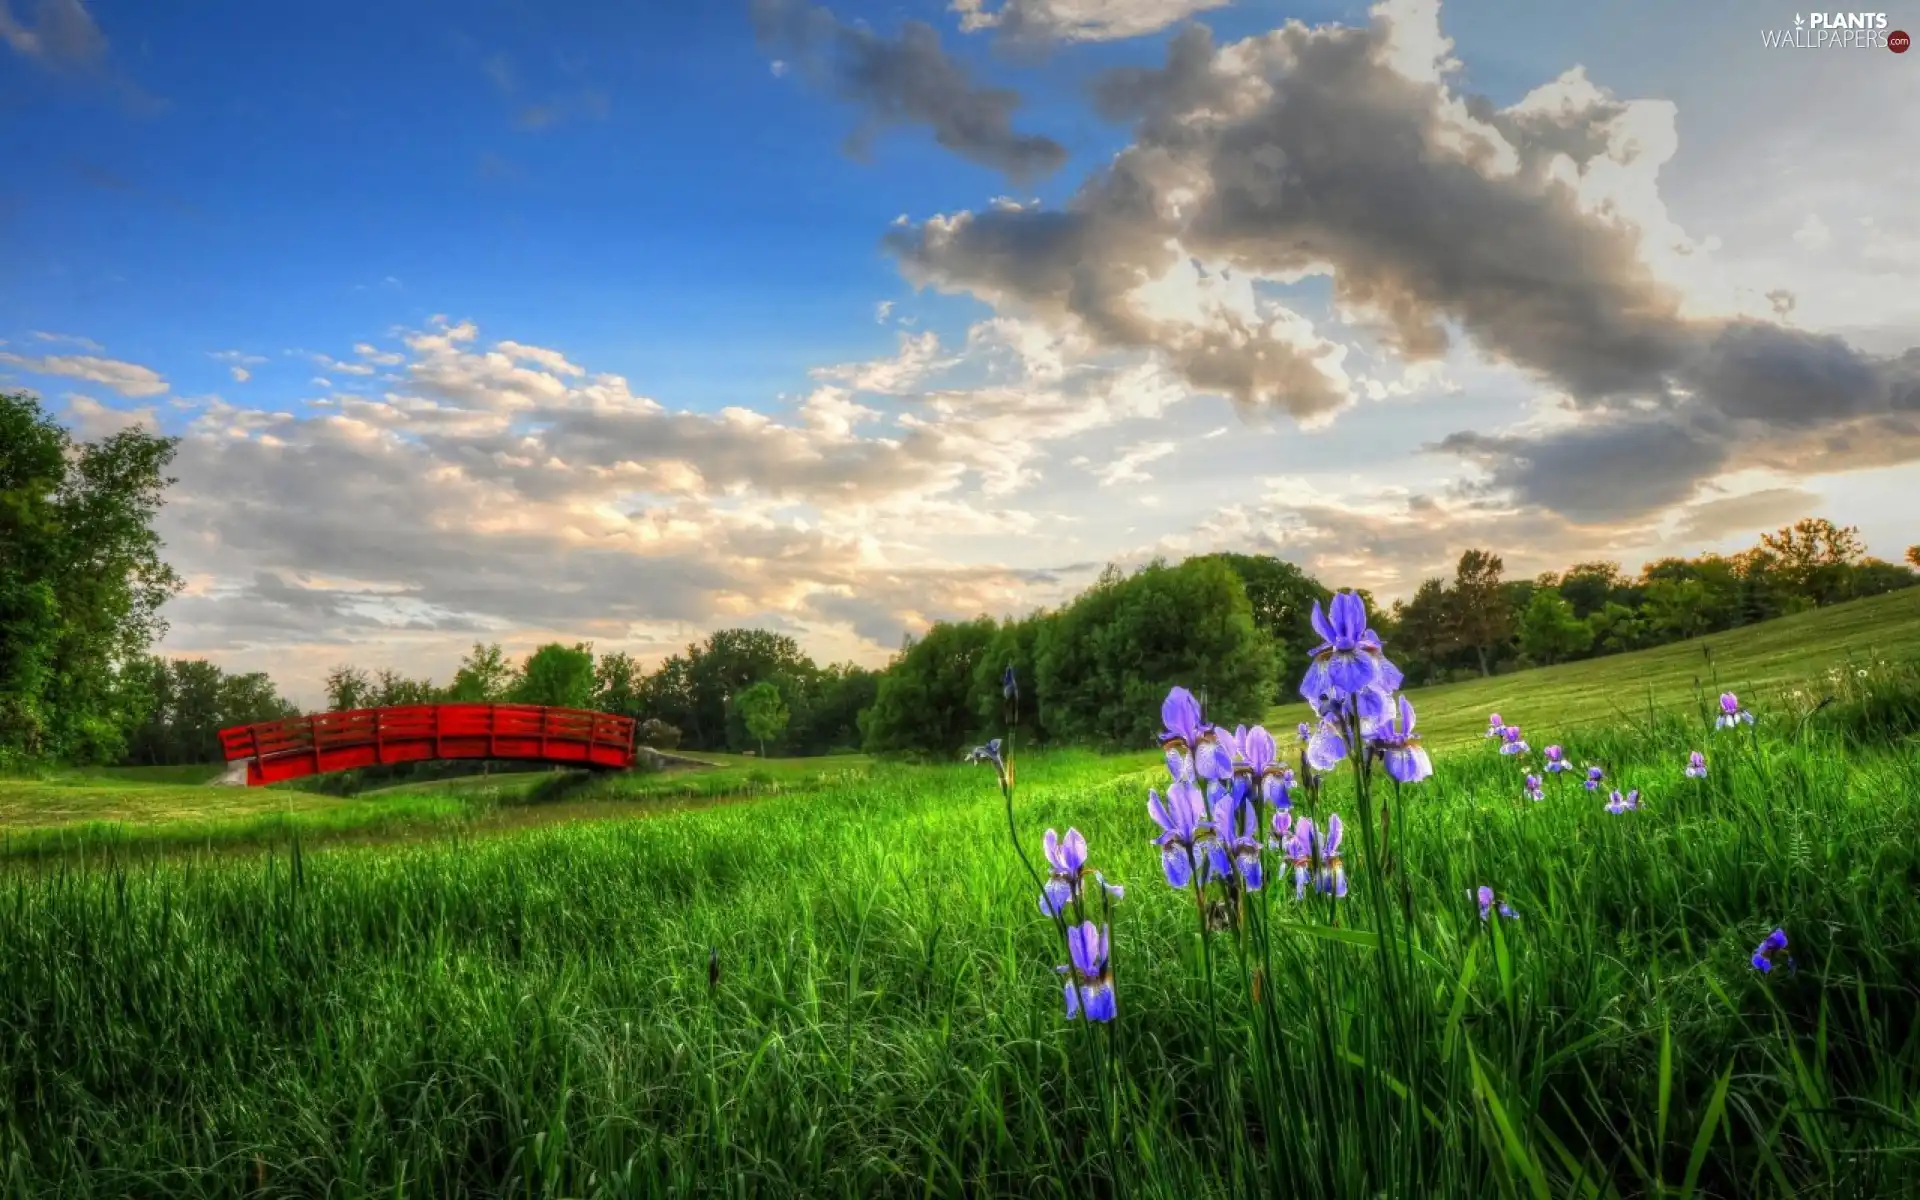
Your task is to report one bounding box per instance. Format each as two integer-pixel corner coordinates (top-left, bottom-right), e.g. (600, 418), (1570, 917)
(8, 388), (1917, 769)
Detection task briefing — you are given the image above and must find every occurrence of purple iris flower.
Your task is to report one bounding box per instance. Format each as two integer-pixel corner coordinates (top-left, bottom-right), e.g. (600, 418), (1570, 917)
(1038, 828), (1124, 917)
(1240, 725), (1293, 811)
(1498, 725), (1529, 756)
(1583, 765), (1604, 792)
(1057, 922), (1116, 1021)
(1475, 886), (1518, 921)
(1002, 665), (1018, 702)
(1304, 718), (1348, 773)
(966, 739), (1009, 790)
(1148, 779), (1215, 888)
(1716, 692), (1755, 730)
(1270, 807), (1292, 849)
(1297, 721), (1312, 743)
(1285, 815), (1346, 899)
(1369, 694), (1433, 784)
(1543, 745), (1568, 774)
(1298, 591), (1401, 705)
(1684, 751), (1708, 779)
(1605, 788), (1641, 814)
(1750, 928), (1789, 973)
(1160, 687), (1232, 781)
(1485, 712), (1505, 739)
(1523, 774), (1544, 802)
(1210, 788), (1265, 892)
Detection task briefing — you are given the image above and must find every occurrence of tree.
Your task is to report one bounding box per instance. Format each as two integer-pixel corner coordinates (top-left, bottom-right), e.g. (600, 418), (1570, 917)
(971, 612), (1054, 744)
(1446, 550), (1512, 677)
(1035, 558), (1277, 749)
(1, 392), (183, 764)
(1907, 545), (1920, 570)
(511, 642), (596, 709)
(1389, 578), (1452, 684)
(447, 643), (513, 703)
(1759, 517), (1866, 605)
(594, 651), (645, 717)
(733, 681), (790, 758)
(1199, 553), (1330, 684)
(1643, 578), (1712, 640)
(1516, 590), (1592, 665)
(861, 617), (998, 757)
(1852, 557), (1919, 598)
(1556, 562), (1629, 619)
(1586, 602), (1645, 654)
(324, 665), (373, 711)
(636, 718), (681, 750)
(371, 668), (438, 706)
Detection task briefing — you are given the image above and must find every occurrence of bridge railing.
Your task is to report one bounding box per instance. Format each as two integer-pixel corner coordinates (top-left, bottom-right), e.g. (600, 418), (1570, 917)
(218, 704), (637, 786)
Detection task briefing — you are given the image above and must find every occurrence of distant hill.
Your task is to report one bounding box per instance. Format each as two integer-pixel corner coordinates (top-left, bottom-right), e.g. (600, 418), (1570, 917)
(1268, 588), (1920, 748)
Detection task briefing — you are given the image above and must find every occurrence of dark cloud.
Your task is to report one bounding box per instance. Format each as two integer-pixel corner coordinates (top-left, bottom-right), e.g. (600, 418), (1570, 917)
(750, 0), (1067, 181)
(883, 10), (1920, 518)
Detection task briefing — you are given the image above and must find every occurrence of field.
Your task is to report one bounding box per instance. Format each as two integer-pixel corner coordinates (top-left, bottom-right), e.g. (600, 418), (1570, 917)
(3, 602), (1920, 1196)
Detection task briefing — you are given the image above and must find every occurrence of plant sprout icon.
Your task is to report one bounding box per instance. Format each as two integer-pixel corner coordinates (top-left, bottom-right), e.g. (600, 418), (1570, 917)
(1794, 13), (1804, 25)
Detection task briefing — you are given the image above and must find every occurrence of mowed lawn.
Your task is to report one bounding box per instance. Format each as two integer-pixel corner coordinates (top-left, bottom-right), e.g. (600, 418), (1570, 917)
(1267, 586), (1920, 747)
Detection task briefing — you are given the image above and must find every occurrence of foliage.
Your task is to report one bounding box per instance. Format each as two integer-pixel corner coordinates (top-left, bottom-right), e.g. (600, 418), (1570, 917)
(508, 642), (596, 709)
(122, 656), (299, 765)
(447, 643), (514, 703)
(1514, 588), (1591, 665)
(1198, 552), (1331, 683)
(732, 680), (790, 757)
(1448, 549), (1512, 677)
(635, 718), (681, 750)
(0, 392), (183, 766)
(1035, 558), (1277, 748)
(860, 617), (997, 757)
(593, 650), (644, 718)
(324, 665), (374, 712)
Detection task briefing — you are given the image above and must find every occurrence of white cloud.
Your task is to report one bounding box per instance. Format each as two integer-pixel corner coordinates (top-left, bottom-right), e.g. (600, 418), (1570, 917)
(0, 350), (168, 397)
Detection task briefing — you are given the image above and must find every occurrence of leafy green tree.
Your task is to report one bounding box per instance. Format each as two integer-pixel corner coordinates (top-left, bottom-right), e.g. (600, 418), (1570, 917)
(733, 681), (790, 758)
(1199, 553), (1330, 684)
(1759, 517), (1865, 605)
(1556, 561), (1630, 619)
(447, 643), (513, 703)
(372, 668), (439, 706)
(1445, 549), (1512, 677)
(1643, 578), (1713, 640)
(511, 642), (596, 709)
(1, 392), (183, 764)
(1907, 545), (1920, 570)
(791, 662), (879, 754)
(1388, 578), (1452, 684)
(1516, 590), (1593, 665)
(861, 617), (998, 757)
(324, 665), (373, 711)
(1035, 558), (1276, 749)
(1851, 557), (1919, 597)
(593, 651), (644, 717)
(1586, 602), (1646, 654)
(971, 612), (1054, 743)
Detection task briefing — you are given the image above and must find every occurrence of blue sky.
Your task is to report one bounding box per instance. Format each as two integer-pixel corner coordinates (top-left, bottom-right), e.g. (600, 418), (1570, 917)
(4, 0), (1916, 702)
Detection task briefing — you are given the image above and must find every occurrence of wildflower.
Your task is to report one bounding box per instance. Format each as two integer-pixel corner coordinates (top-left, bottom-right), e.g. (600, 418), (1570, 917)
(1605, 788), (1641, 814)
(1210, 787), (1265, 891)
(1523, 774), (1544, 802)
(1270, 807), (1292, 849)
(1583, 765), (1604, 792)
(1715, 692), (1755, 730)
(1038, 828), (1124, 917)
(966, 739), (1009, 790)
(1285, 815), (1346, 899)
(1148, 780), (1214, 889)
(1684, 751), (1707, 779)
(1750, 928), (1790, 973)
(1296, 721), (1312, 743)
(1303, 718), (1348, 773)
(1057, 922), (1116, 1021)
(1485, 712), (1505, 738)
(1856, 668), (1868, 679)
(1370, 693), (1433, 784)
(1498, 725), (1529, 756)
(1160, 687), (1231, 781)
(1543, 745), (1569, 774)
(1299, 591), (1402, 706)
(1475, 886), (1518, 922)
(1242, 725), (1292, 810)
(1002, 664), (1019, 702)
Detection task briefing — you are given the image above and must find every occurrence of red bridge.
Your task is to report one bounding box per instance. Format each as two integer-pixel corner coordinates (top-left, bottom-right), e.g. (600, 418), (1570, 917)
(218, 704), (637, 786)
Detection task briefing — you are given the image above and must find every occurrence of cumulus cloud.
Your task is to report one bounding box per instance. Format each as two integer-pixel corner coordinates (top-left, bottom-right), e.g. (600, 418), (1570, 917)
(882, 0), (1920, 520)
(950, 0), (1229, 43)
(750, 0), (1068, 181)
(0, 349), (168, 397)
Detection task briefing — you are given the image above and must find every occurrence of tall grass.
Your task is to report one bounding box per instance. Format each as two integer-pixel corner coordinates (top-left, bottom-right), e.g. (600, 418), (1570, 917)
(2, 704), (1919, 1196)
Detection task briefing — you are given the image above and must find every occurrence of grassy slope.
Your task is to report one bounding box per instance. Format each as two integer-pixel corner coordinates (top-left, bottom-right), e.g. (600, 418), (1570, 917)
(1267, 586), (1920, 747)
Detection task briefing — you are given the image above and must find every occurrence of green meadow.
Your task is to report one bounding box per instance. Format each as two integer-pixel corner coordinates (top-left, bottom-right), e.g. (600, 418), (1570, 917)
(2, 600), (1919, 1196)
